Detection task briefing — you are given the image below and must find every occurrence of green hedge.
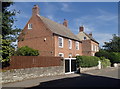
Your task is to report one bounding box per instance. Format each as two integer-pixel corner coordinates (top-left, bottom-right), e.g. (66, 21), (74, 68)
(100, 57), (111, 68)
(76, 56), (100, 68)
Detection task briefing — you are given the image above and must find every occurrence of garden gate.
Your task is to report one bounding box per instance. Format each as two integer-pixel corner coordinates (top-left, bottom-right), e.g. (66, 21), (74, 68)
(65, 58), (77, 74)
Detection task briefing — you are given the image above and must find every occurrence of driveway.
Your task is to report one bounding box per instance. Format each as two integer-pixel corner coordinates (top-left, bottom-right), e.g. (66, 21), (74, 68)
(2, 67), (120, 88)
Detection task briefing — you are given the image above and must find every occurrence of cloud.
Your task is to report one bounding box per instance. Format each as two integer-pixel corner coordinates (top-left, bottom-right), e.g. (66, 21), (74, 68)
(61, 3), (72, 12)
(46, 15), (54, 21)
(42, 3), (58, 15)
(93, 33), (113, 47)
(96, 9), (118, 22)
(73, 9), (117, 33)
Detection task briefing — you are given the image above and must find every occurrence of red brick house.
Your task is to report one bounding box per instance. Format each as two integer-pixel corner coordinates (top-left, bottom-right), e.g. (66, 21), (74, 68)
(77, 26), (99, 56)
(18, 5), (82, 58)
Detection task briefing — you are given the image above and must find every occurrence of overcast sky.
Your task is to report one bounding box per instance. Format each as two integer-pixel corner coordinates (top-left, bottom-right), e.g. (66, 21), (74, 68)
(9, 2), (118, 47)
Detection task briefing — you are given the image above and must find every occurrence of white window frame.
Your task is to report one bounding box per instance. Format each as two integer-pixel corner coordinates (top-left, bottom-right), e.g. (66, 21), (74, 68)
(28, 24), (32, 29)
(58, 53), (64, 57)
(69, 53), (72, 58)
(97, 46), (99, 52)
(68, 39), (72, 49)
(76, 54), (80, 56)
(91, 44), (94, 51)
(58, 37), (64, 48)
(76, 41), (79, 50)
(92, 53), (95, 56)
(95, 45), (96, 52)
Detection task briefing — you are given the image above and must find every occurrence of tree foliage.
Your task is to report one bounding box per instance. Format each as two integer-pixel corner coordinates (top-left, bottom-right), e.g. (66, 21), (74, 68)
(14, 46), (39, 56)
(2, 2), (21, 40)
(103, 34), (120, 52)
(1, 2), (21, 68)
(95, 50), (120, 64)
(1, 37), (15, 67)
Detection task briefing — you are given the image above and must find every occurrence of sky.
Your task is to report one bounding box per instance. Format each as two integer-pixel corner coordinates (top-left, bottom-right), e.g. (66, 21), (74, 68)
(9, 2), (118, 47)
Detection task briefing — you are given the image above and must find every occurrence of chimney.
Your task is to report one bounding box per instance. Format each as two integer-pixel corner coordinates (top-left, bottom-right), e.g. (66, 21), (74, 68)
(89, 32), (92, 36)
(32, 5), (40, 16)
(79, 25), (84, 32)
(63, 19), (68, 27)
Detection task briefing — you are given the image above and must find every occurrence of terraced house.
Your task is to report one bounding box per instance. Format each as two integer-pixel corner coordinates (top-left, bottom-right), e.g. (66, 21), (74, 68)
(18, 5), (82, 58)
(18, 5), (99, 57)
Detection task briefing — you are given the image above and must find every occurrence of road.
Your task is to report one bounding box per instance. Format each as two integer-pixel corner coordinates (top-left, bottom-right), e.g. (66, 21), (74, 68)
(2, 67), (120, 88)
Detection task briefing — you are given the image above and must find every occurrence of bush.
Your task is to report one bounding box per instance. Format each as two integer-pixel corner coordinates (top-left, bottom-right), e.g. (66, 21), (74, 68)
(15, 46), (39, 56)
(100, 57), (111, 68)
(76, 56), (100, 68)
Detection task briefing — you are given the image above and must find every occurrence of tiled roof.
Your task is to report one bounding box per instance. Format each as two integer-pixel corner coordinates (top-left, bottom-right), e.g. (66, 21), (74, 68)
(83, 32), (99, 44)
(37, 15), (81, 42)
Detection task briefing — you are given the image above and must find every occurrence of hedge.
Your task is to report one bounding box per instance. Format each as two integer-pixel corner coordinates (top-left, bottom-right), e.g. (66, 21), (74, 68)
(76, 56), (100, 68)
(100, 57), (111, 68)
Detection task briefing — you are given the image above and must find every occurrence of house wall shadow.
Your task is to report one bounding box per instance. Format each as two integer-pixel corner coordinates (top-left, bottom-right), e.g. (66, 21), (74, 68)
(26, 73), (120, 88)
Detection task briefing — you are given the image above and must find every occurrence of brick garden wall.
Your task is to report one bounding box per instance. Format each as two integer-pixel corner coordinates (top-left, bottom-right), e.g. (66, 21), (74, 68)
(2, 56), (65, 84)
(3, 56), (63, 70)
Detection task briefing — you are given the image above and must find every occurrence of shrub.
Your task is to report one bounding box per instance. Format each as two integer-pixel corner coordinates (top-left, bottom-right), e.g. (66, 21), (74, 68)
(76, 56), (100, 68)
(108, 52), (120, 63)
(100, 57), (111, 68)
(14, 46), (39, 56)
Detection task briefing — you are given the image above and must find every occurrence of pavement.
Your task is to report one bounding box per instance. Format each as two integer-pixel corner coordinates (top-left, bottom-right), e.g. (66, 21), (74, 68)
(2, 67), (120, 88)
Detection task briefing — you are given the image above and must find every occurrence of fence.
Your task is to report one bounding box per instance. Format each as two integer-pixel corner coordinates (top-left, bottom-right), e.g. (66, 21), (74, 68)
(3, 56), (63, 70)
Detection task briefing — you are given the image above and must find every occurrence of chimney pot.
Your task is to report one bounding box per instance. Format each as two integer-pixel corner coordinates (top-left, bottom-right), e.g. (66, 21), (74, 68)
(79, 25), (84, 32)
(32, 5), (40, 16)
(63, 19), (68, 27)
(89, 32), (92, 36)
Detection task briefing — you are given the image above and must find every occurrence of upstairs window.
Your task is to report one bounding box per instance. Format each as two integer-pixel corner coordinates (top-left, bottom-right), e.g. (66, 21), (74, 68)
(91, 44), (94, 51)
(97, 46), (99, 51)
(68, 39), (72, 49)
(58, 37), (63, 48)
(95, 46), (97, 52)
(28, 24), (32, 29)
(76, 41), (79, 50)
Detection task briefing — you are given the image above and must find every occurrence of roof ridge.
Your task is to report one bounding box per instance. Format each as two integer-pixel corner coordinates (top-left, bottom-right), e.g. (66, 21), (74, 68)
(37, 14), (81, 41)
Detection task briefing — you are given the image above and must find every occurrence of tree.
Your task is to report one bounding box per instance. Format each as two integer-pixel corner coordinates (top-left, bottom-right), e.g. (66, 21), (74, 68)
(103, 34), (120, 52)
(1, 38), (15, 67)
(14, 46), (39, 56)
(1, 2), (21, 67)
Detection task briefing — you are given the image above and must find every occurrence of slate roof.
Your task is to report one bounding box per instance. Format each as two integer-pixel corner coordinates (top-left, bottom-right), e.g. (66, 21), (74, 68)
(37, 15), (81, 42)
(83, 32), (99, 44)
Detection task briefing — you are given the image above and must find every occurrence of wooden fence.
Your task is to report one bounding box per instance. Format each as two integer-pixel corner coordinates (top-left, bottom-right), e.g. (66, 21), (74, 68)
(3, 56), (63, 70)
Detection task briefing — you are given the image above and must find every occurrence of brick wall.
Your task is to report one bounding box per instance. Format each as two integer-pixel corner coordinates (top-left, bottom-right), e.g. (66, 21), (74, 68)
(82, 40), (99, 56)
(54, 35), (82, 58)
(3, 56), (63, 70)
(18, 15), (55, 56)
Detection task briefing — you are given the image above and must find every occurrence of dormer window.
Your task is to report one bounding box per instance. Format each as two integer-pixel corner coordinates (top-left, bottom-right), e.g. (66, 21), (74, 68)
(28, 24), (32, 29)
